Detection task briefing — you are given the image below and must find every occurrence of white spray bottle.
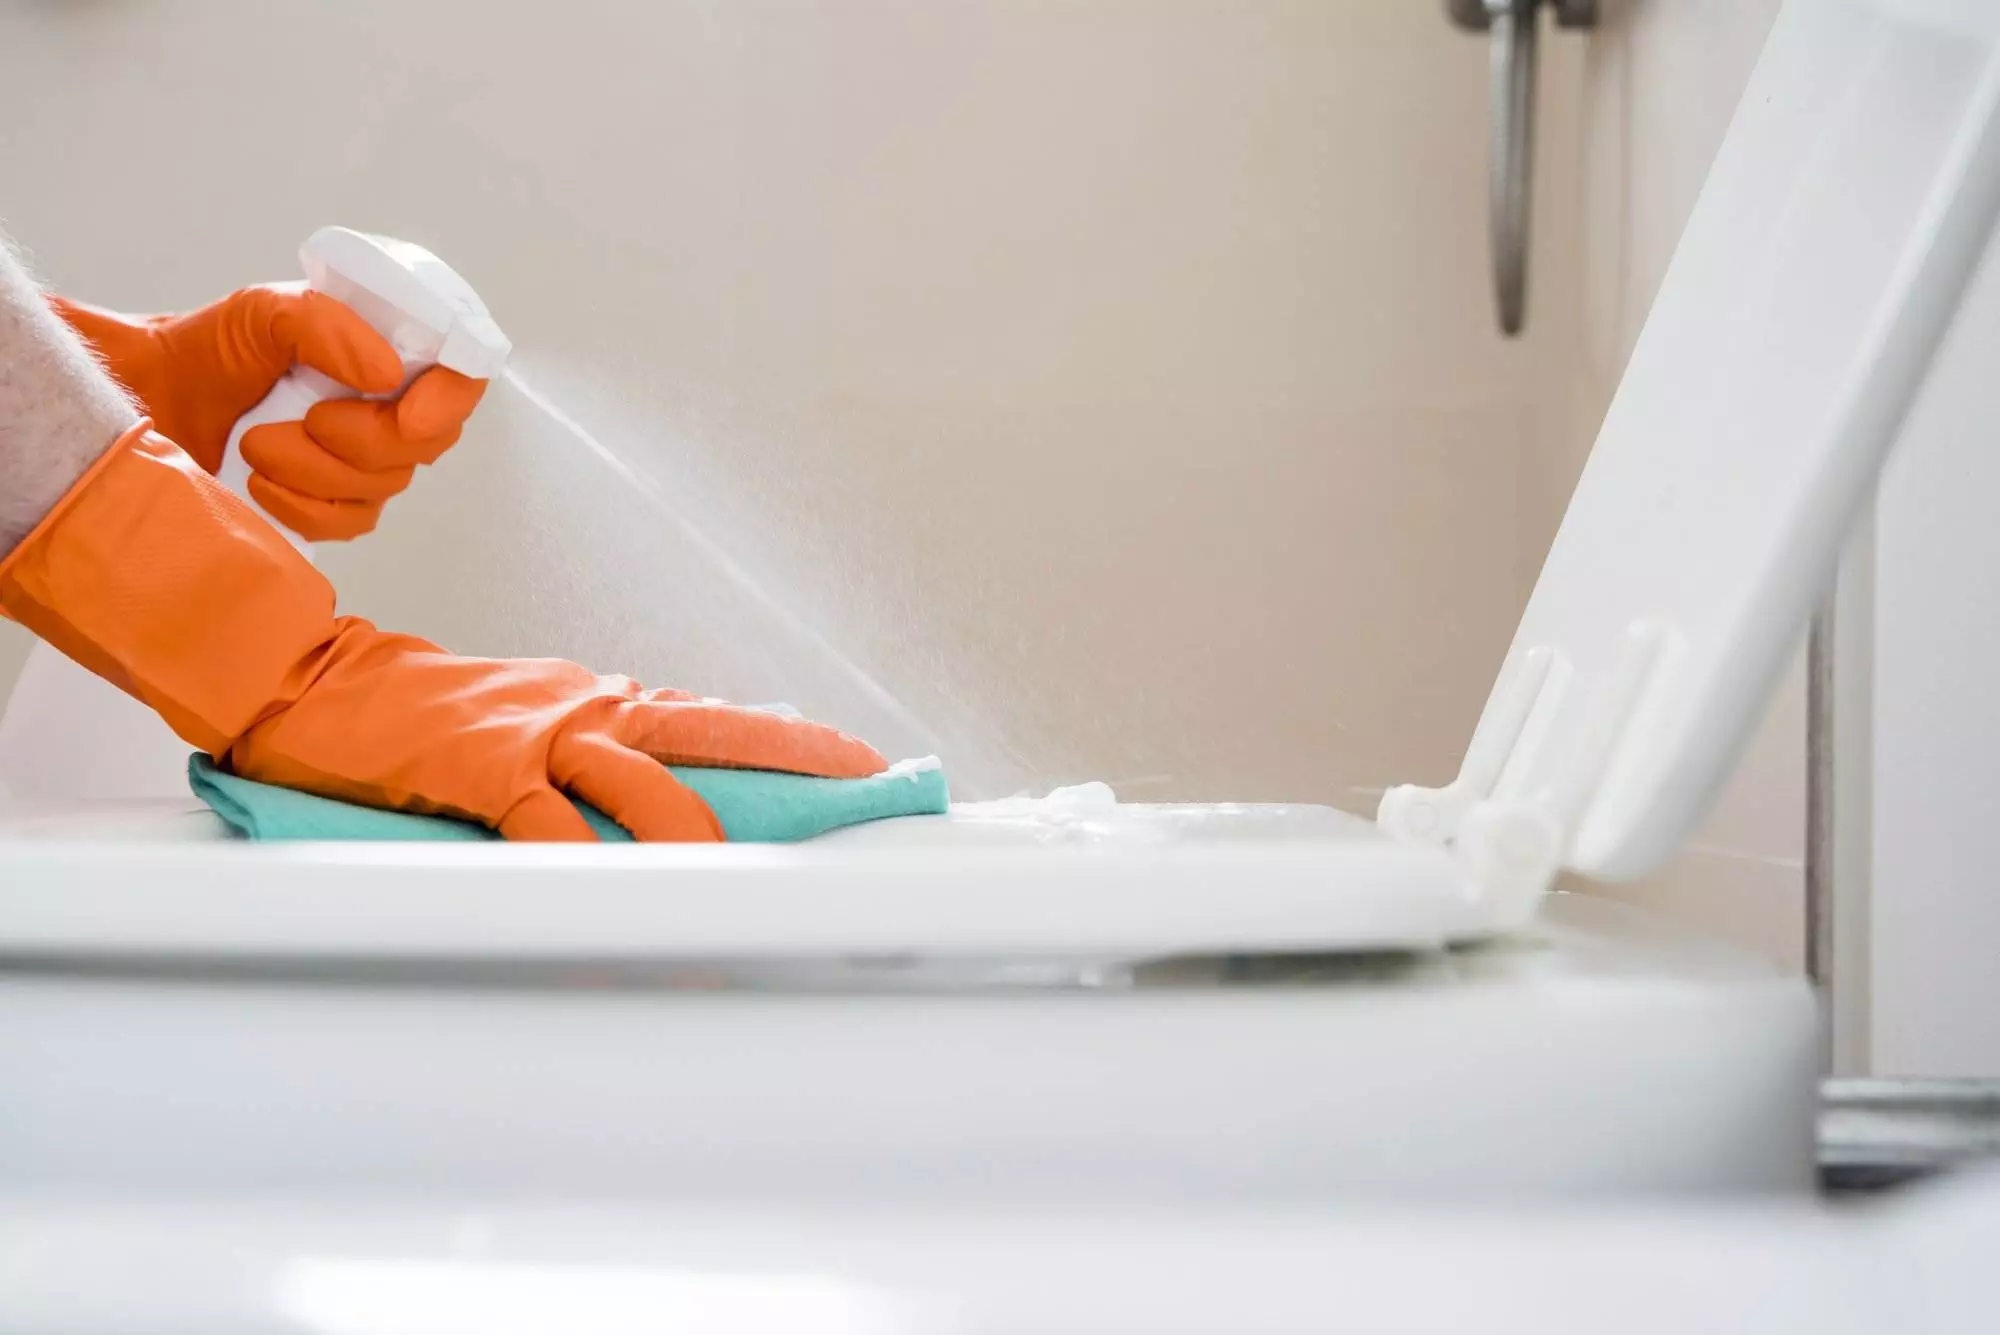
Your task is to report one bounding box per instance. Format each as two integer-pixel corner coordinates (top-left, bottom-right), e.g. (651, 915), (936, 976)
(0, 227), (511, 803)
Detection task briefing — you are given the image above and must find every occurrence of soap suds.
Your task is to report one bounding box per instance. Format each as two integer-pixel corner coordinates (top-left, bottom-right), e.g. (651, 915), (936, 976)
(979, 780), (1119, 813)
(947, 779), (1123, 842)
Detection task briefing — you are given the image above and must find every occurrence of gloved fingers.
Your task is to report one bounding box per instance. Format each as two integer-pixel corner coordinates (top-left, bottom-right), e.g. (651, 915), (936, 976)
(607, 699), (888, 778)
(397, 368), (487, 455)
(240, 422), (415, 503)
(549, 729), (725, 842)
(240, 286), (403, 396)
(497, 785), (602, 842)
(245, 474), (385, 542)
(302, 368), (483, 471)
(304, 397), (460, 474)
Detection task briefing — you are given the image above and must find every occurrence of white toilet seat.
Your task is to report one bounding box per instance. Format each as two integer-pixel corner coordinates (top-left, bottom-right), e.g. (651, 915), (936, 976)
(0, 796), (1531, 961)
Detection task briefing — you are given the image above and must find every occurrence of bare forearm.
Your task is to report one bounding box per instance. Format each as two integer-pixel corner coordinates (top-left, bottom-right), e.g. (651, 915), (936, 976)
(0, 233), (138, 554)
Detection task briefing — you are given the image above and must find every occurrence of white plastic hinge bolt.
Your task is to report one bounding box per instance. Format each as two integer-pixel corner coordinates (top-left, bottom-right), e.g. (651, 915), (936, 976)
(1454, 802), (1564, 921)
(1377, 645), (1558, 848)
(1377, 784), (1460, 845)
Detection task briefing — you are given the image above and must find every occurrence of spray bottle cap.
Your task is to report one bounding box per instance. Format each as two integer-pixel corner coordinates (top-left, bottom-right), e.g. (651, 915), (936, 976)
(299, 226), (513, 378)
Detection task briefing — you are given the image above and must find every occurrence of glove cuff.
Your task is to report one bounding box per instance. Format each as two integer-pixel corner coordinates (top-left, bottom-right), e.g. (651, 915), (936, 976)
(0, 420), (342, 754)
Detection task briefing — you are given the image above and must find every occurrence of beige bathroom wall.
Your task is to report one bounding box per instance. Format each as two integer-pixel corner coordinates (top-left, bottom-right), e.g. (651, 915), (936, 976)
(0, 1), (1587, 805)
(1543, 0), (1803, 967)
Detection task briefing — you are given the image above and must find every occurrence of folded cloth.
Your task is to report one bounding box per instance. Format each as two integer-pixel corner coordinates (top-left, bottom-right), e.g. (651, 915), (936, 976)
(188, 753), (948, 843)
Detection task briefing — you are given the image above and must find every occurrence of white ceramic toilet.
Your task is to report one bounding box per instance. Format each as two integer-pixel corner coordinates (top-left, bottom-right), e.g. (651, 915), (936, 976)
(0, 2), (1996, 1324)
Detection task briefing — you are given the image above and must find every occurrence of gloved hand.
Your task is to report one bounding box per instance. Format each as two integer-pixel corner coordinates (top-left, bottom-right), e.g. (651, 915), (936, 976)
(0, 421), (887, 840)
(52, 287), (484, 541)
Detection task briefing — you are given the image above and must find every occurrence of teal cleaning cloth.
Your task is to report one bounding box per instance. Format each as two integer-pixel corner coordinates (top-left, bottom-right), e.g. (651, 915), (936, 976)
(188, 753), (948, 843)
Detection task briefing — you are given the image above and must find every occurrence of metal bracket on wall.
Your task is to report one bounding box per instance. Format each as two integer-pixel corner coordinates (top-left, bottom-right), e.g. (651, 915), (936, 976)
(1820, 1079), (2000, 1194)
(1447, 0), (1598, 336)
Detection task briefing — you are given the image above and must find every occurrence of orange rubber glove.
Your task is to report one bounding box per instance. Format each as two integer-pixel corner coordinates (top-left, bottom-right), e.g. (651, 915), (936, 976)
(52, 287), (485, 541)
(0, 421), (887, 841)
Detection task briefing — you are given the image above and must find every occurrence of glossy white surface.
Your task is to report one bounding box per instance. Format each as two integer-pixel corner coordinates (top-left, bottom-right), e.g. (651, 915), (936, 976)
(8, 1168), (1999, 1335)
(0, 895), (1816, 1203)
